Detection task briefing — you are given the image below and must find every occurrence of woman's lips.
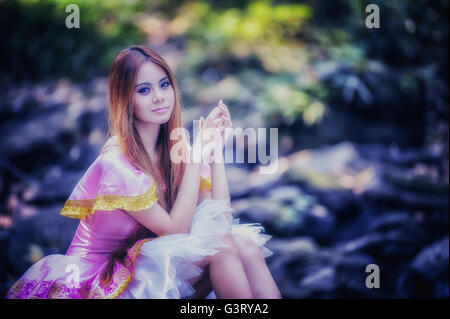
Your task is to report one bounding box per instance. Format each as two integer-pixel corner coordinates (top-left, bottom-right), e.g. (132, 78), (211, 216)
(152, 107), (169, 114)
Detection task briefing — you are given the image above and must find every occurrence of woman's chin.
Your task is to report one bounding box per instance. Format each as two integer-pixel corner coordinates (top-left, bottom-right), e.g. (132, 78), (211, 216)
(158, 114), (172, 124)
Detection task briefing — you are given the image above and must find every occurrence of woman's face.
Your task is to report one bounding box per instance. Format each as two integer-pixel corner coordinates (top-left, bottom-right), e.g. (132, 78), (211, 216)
(133, 61), (175, 126)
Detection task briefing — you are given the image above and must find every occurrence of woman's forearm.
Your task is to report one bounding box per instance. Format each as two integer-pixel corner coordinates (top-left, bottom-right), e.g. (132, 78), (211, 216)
(211, 155), (232, 224)
(169, 161), (202, 233)
(211, 154), (231, 206)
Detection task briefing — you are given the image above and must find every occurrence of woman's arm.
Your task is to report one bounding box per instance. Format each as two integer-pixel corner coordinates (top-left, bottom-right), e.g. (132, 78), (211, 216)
(197, 100), (233, 207)
(127, 161), (202, 235)
(211, 100), (232, 206)
(211, 157), (230, 206)
(210, 100), (233, 224)
(211, 153), (233, 224)
(127, 119), (212, 235)
(127, 101), (231, 236)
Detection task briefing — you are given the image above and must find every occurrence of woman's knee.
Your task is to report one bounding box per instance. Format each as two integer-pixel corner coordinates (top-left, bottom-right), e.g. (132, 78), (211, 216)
(234, 234), (265, 263)
(212, 233), (240, 260)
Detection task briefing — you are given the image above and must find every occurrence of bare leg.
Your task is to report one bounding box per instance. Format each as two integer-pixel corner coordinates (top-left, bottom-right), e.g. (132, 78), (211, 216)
(187, 234), (256, 299)
(234, 234), (282, 299)
(208, 233), (254, 299)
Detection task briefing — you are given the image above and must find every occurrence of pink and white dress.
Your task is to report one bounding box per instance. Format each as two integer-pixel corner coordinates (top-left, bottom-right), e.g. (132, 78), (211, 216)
(6, 136), (273, 299)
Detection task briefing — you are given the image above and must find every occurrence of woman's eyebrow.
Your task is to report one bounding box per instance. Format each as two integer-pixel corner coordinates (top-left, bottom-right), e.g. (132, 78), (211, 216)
(135, 76), (169, 88)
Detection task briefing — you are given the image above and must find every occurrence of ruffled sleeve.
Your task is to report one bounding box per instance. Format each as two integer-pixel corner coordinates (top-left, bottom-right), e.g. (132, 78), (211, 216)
(60, 148), (157, 220)
(200, 162), (212, 191)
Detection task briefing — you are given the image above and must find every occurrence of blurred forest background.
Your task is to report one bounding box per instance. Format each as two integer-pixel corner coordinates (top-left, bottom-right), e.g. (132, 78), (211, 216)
(0, 0), (448, 298)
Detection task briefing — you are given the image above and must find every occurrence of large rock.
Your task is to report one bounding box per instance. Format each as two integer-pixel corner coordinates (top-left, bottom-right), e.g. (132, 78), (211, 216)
(336, 228), (426, 262)
(397, 235), (449, 298)
(284, 143), (375, 220)
(7, 206), (79, 275)
(267, 238), (379, 298)
(232, 192), (336, 241)
(284, 142), (449, 214)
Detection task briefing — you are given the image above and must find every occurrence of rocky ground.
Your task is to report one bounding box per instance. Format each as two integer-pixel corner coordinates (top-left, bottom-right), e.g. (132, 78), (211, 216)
(0, 78), (448, 298)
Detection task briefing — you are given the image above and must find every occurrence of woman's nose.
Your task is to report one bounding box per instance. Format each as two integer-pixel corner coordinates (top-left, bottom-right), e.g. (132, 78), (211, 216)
(152, 89), (165, 104)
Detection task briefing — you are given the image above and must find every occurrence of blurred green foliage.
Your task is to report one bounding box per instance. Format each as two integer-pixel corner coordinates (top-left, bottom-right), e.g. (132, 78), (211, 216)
(0, 0), (147, 80)
(1, 0), (448, 154)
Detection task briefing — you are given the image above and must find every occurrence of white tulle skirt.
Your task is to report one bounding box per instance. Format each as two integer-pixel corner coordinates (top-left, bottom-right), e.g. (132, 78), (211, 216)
(119, 199), (273, 299)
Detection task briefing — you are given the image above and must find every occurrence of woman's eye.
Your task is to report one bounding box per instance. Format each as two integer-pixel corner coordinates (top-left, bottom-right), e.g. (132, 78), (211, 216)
(161, 81), (171, 89)
(137, 87), (150, 94)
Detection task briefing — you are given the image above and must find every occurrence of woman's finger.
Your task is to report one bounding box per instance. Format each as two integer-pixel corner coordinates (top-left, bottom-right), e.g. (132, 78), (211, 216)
(220, 114), (231, 123)
(219, 100), (231, 117)
(204, 108), (223, 129)
(212, 118), (224, 125)
(211, 106), (224, 118)
(221, 116), (232, 128)
(218, 99), (226, 110)
(218, 101), (230, 119)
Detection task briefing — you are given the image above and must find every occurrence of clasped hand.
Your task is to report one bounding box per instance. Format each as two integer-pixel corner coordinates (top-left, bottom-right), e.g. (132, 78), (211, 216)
(192, 99), (233, 164)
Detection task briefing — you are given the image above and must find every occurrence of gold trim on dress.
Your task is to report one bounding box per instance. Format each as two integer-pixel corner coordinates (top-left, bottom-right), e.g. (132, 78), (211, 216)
(60, 181), (157, 220)
(6, 237), (158, 299)
(106, 238), (153, 299)
(200, 176), (212, 191)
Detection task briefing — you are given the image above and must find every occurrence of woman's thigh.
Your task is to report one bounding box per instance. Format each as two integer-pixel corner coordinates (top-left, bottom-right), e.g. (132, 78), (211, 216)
(233, 233), (266, 263)
(187, 233), (239, 286)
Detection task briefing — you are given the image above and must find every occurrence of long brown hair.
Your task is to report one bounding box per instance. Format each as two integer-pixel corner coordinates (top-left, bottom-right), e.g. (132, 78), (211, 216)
(101, 45), (187, 285)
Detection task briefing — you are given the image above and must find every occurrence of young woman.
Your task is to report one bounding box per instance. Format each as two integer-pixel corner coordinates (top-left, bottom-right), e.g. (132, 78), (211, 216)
(6, 45), (281, 299)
